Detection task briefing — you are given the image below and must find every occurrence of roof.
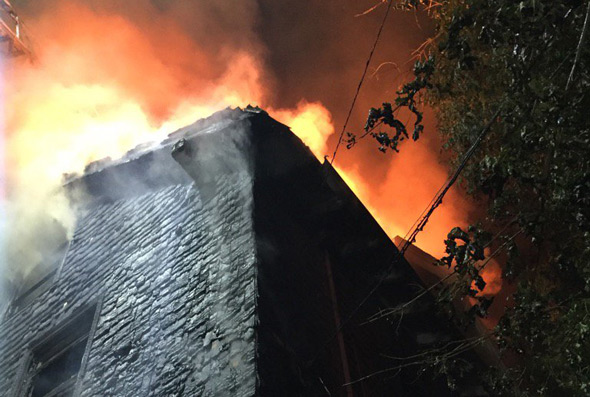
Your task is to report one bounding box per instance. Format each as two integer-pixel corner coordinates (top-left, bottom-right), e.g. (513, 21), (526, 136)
(0, 107), (484, 396)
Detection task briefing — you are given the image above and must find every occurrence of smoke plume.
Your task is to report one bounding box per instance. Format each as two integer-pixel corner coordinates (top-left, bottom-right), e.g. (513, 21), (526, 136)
(1, 1), (488, 303)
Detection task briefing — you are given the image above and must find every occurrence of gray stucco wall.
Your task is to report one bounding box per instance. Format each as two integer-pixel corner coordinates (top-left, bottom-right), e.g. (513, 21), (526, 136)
(0, 169), (257, 396)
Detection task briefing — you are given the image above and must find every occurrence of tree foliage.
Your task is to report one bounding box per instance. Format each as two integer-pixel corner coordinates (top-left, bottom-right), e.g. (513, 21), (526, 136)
(352, 56), (434, 152)
(431, 0), (590, 392)
(358, 0), (590, 394)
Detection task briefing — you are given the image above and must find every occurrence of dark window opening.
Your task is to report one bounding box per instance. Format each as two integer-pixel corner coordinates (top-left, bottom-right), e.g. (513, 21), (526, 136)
(11, 243), (69, 311)
(24, 305), (95, 397)
(12, 270), (57, 311)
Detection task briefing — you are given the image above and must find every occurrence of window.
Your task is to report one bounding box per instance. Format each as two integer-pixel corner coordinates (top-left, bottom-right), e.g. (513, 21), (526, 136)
(22, 305), (96, 397)
(11, 243), (69, 311)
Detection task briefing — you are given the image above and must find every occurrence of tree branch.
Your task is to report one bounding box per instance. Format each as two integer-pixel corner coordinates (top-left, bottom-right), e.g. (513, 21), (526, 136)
(566, 0), (590, 90)
(343, 334), (491, 386)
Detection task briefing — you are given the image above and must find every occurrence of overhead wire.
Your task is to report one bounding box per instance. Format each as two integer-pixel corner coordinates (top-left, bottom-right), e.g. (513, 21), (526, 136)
(329, 0), (394, 166)
(316, 101), (504, 363)
(321, 0), (507, 381)
(319, 3), (556, 384)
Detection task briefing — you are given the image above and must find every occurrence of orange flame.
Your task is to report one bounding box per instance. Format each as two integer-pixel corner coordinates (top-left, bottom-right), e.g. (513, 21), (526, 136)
(1, 1), (502, 298)
(274, 102), (334, 158)
(2, 2), (332, 190)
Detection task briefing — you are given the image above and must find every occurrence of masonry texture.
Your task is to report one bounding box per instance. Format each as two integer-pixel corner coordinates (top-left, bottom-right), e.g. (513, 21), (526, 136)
(0, 108), (478, 396)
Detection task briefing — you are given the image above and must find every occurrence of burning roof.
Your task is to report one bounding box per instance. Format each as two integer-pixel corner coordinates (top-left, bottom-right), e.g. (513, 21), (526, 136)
(0, 108), (483, 395)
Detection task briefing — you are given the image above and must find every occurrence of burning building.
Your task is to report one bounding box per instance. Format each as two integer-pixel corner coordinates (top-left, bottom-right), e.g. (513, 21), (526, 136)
(0, 108), (477, 396)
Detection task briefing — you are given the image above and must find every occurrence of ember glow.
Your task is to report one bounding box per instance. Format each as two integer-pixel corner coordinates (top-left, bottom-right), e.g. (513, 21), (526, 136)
(1, 0), (501, 296)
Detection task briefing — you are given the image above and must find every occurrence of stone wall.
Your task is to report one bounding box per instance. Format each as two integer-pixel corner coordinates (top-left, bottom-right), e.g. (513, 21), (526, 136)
(0, 173), (257, 396)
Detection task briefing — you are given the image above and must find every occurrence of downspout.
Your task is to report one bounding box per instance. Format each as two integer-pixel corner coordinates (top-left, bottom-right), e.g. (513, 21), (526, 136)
(324, 253), (354, 396)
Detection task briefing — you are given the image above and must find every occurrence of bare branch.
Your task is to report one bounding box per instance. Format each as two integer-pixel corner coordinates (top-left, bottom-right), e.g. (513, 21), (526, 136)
(364, 271), (455, 323)
(355, 1), (388, 17)
(370, 61), (401, 78)
(343, 334), (492, 386)
(478, 229), (523, 271)
(566, 0), (590, 90)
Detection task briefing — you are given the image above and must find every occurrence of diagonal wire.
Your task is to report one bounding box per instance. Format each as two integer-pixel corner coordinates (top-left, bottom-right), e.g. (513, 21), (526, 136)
(330, 0), (394, 166)
(315, 102), (504, 364)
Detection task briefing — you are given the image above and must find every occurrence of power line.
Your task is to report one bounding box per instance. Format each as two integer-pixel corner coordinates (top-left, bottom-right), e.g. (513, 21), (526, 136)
(329, 0), (393, 166)
(337, 33), (549, 337)
(317, 102), (504, 362)
(359, 103), (502, 320)
(398, 106), (503, 253)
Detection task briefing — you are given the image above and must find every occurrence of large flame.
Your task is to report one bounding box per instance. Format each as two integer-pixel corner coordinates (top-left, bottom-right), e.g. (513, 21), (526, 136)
(3, 2), (338, 189)
(0, 1), (344, 281)
(1, 1), (501, 298)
